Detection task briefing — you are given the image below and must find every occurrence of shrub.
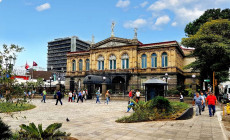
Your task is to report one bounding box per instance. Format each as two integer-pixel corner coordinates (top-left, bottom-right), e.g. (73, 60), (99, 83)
(167, 89), (180, 96)
(0, 118), (12, 139)
(148, 96), (172, 113)
(185, 88), (193, 97)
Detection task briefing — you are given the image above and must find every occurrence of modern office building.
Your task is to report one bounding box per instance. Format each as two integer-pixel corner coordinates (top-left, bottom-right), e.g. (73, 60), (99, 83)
(47, 36), (90, 79)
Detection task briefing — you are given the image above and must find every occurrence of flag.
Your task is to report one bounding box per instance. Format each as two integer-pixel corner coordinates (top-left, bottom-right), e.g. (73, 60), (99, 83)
(25, 62), (29, 70)
(33, 61), (38, 66)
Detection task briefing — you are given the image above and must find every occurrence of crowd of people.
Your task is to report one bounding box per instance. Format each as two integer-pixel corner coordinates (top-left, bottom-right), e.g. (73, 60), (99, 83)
(193, 91), (217, 117)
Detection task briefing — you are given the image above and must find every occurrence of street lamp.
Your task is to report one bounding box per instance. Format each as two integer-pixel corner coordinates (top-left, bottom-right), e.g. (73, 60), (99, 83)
(192, 74), (196, 92)
(50, 76), (52, 94)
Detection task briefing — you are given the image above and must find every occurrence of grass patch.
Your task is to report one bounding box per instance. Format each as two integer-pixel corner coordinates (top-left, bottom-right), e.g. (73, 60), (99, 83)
(0, 102), (36, 113)
(116, 97), (190, 123)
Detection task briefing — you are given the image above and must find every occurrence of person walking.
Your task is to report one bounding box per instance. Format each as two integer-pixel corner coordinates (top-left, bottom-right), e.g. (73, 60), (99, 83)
(41, 89), (47, 103)
(105, 90), (110, 105)
(129, 90), (133, 101)
(96, 91), (101, 103)
(206, 92), (217, 117)
(180, 93), (184, 102)
(77, 90), (83, 103)
(68, 91), (73, 102)
(193, 92), (203, 116)
(82, 90), (86, 101)
(73, 90), (76, 102)
(200, 92), (206, 111)
(55, 90), (63, 105)
(136, 89), (141, 103)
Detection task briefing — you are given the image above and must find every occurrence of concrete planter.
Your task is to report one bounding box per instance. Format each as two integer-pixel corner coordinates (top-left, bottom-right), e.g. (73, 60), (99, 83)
(176, 107), (193, 120)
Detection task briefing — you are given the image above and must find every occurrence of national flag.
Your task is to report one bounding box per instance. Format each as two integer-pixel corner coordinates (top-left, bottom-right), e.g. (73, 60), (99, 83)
(25, 62), (29, 70)
(33, 61), (38, 66)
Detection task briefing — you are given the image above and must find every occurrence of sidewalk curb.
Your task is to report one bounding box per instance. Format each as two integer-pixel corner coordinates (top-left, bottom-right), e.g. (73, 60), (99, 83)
(217, 111), (228, 140)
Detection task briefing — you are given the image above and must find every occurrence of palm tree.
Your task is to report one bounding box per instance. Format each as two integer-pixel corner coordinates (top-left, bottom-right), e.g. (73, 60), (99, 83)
(19, 122), (70, 139)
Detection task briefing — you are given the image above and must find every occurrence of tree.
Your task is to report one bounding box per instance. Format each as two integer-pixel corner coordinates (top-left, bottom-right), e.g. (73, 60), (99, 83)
(182, 19), (230, 85)
(0, 44), (24, 97)
(19, 122), (70, 139)
(185, 8), (230, 36)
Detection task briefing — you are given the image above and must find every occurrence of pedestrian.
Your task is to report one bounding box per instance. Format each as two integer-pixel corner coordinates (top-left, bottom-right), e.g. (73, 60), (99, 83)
(127, 102), (135, 112)
(136, 89), (141, 103)
(129, 90), (133, 101)
(32, 89), (35, 99)
(105, 90), (110, 105)
(55, 90), (63, 105)
(82, 90), (86, 101)
(28, 90), (32, 99)
(73, 90), (76, 102)
(193, 92), (203, 116)
(96, 90), (101, 103)
(200, 92), (206, 111)
(68, 91), (73, 102)
(77, 90), (83, 103)
(206, 92), (217, 117)
(41, 89), (47, 103)
(180, 93), (184, 102)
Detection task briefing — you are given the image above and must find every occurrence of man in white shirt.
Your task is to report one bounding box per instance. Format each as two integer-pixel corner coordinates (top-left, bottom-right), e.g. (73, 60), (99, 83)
(136, 90), (141, 103)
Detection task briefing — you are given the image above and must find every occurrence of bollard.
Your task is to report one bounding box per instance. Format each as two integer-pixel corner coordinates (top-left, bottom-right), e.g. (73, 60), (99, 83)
(227, 103), (230, 115)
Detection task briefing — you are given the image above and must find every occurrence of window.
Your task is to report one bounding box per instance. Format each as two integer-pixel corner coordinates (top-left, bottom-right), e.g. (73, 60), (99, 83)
(121, 54), (129, 69)
(79, 59), (82, 71)
(97, 56), (104, 70)
(72, 60), (76, 71)
(162, 52), (168, 67)
(86, 59), (90, 71)
(141, 54), (147, 68)
(109, 55), (116, 70)
(151, 53), (157, 68)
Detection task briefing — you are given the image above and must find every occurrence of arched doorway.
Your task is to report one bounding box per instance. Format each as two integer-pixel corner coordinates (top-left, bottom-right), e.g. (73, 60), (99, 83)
(112, 76), (125, 94)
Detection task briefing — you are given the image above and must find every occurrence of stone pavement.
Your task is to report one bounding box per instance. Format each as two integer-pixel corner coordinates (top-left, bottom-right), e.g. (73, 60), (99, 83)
(0, 99), (227, 140)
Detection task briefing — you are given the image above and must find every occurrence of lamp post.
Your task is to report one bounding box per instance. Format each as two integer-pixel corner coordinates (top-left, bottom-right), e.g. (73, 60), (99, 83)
(164, 73), (168, 97)
(192, 74), (196, 92)
(50, 76), (52, 94)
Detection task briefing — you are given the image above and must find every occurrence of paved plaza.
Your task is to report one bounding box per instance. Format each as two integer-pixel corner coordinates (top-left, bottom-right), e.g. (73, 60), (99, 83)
(0, 99), (228, 140)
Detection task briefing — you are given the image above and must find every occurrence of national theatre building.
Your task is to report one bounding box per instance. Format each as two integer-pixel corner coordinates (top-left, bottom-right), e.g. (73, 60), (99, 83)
(65, 32), (197, 99)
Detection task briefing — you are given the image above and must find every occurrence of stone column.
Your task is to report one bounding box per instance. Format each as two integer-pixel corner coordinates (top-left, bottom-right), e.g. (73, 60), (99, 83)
(102, 83), (107, 100)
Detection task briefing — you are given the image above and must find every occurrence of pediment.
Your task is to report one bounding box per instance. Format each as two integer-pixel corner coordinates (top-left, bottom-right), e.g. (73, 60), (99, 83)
(92, 37), (140, 49)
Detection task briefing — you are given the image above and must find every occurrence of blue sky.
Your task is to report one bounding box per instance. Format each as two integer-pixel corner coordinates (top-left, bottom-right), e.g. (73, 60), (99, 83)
(0, 0), (229, 69)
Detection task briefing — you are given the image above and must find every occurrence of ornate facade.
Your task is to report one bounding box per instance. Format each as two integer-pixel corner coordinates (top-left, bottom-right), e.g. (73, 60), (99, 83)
(65, 36), (198, 98)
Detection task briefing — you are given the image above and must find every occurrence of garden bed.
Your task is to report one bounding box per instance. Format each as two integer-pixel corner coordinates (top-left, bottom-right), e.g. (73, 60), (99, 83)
(0, 102), (36, 113)
(116, 97), (190, 123)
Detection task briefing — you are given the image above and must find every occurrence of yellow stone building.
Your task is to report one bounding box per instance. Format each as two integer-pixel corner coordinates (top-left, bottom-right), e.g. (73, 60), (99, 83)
(65, 36), (198, 99)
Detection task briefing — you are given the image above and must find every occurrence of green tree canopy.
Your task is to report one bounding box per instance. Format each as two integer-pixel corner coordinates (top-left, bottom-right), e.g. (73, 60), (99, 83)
(182, 19), (230, 83)
(185, 8), (230, 36)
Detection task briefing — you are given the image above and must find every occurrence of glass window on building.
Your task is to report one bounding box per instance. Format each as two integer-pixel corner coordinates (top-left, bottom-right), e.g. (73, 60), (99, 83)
(151, 53), (157, 68)
(98, 56), (104, 70)
(121, 53), (129, 69)
(86, 59), (90, 71)
(141, 54), (147, 69)
(72, 60), (76, 71)
(109, 55), (116, 70)
(162, 52), (168, 67)
(79, 59), (83, 71)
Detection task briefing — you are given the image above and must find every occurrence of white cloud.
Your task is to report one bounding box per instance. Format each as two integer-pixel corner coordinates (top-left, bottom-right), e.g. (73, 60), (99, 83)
(148, 1), (167, 11)
(155, 15), (170, 25)
(175, 8), (204, 23)
(116, 0), (130, 8)
(140, 1), (148, 8)
(171, 22), (177, 26)
(124, 18), (147, 28)
(36, 3), (50, 11)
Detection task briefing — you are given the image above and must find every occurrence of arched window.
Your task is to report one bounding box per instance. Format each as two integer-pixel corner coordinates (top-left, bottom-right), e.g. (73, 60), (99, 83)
(79, 59), (83, 71)
(97, 56), (104, 70)
(141, 54), (147, 68)
(162, 52), (168, 67)
(121, 54), (129, 69)
(151, 53), (157, 68)
(109, 55), (116, 70)
(86, 59), (90, 71)
(72, 60), (76, 71)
